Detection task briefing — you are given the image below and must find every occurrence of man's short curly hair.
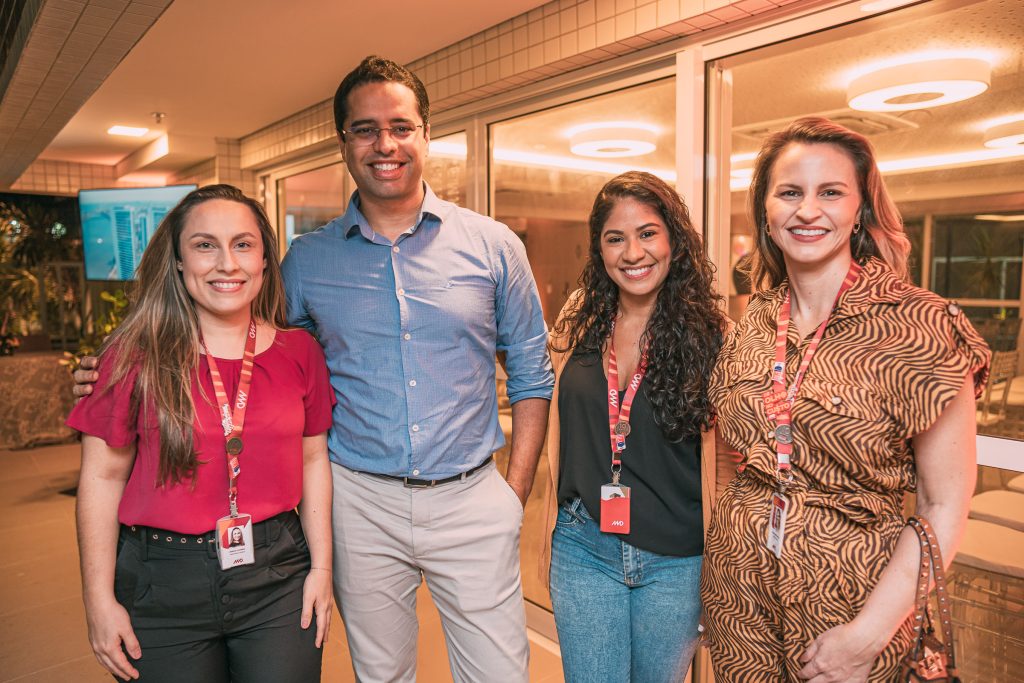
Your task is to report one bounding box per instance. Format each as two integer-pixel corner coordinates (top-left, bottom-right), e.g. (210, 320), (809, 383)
(333, 55), (430, 135)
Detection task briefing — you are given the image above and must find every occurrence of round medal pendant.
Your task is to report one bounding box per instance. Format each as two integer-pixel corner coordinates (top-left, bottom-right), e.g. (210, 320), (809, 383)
(774, 424), (793, 445)
(613, 421), (631, 437)
(226, 437), (244, 455)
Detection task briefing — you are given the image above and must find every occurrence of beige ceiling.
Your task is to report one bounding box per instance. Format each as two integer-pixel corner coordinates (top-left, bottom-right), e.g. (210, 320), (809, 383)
(37, 0), (551, 167)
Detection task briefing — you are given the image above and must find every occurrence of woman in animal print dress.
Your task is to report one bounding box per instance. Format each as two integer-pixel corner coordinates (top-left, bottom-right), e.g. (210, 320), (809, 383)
(701, 117), (990, 682)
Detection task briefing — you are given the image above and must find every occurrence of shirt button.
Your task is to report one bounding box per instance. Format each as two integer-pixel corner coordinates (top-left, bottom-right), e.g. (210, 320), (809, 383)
(393, 246), (400, 253)
(397, 288), (405, 297)
(221, 595), (231, 604)
(403, 333), (411, 340)
(946, 302), (961, 316)
(413, 469), (420, 476)
(409, 380), (417, 387)
(831, 396), (842, 406)
(412, 424), (420, 432)
(224, 611), (234, 622)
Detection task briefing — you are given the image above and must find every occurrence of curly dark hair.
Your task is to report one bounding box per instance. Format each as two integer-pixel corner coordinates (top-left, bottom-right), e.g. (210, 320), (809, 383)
(551, 171), (726, 440)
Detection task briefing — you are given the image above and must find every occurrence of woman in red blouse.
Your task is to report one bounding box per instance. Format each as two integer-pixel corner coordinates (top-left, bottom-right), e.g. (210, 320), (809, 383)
(68, 185), (335, 682)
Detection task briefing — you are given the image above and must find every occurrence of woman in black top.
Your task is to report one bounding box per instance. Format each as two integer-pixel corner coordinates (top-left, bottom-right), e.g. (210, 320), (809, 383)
(545, 171), (726, 682)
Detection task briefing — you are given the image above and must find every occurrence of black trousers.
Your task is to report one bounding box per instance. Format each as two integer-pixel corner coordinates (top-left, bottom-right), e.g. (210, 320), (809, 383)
(113, 511), (322, 682)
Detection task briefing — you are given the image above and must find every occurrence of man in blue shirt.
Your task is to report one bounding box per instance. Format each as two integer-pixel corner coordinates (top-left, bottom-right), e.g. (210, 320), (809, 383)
(282, 56), (553, 682)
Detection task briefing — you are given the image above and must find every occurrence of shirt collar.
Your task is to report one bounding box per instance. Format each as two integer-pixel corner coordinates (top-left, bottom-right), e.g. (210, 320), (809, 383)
(760, 257), (906, 315)
(341, 182), (445, 240)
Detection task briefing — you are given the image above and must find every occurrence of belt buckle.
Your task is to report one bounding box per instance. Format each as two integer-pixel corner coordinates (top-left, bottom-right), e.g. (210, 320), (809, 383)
(402, 477), (434, 489)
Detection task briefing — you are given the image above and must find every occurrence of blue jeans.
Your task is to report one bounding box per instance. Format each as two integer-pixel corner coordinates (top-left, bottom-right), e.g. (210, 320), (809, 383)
(550, 498), (702, 683)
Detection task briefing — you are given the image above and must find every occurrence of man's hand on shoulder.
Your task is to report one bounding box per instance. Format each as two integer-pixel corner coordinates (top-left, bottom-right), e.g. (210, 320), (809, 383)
(73, 355), (100, 399)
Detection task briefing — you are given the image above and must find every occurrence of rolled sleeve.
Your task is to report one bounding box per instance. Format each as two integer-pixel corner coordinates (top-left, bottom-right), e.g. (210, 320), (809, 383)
(494, 235), (554, 403)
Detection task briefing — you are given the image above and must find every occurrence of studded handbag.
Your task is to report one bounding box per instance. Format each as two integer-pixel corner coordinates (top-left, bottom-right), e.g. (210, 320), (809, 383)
(898, 516), (961, 683)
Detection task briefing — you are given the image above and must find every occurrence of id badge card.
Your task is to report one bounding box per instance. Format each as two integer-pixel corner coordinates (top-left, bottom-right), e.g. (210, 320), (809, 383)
(765, 492), (788, 559)
(216, 514), (255, 570)
(600, 484), (631, 534)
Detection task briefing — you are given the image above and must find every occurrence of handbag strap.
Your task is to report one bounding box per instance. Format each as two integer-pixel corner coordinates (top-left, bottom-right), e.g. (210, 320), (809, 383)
(906, 515), (958, 673)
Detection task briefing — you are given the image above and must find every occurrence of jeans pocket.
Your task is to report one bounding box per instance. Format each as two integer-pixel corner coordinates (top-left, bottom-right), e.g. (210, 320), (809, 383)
(555, 499), (586, 528)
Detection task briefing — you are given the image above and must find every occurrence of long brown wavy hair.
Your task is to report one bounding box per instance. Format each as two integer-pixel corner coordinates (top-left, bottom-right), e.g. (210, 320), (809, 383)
(551, 171), (726, 440)
(747, 116), (910, 290)
(98, 184), (288, 486)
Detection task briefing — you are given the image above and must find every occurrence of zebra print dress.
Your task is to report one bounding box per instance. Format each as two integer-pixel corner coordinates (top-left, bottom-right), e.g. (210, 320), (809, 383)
(700, 257), (990, 682)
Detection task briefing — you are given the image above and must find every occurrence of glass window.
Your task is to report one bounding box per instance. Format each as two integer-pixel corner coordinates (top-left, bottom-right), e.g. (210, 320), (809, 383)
(711, 0), (1024, 444)
(490, 78), (675, 612)
(424, 131), (468, 205)
(277, 131), (468, 249)
(491, 78), (676, 325)
(278, 162), (349, 246)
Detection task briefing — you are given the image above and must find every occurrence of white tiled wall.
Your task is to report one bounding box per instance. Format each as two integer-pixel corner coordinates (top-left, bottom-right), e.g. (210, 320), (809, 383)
(14, 0), (799, 196)
(240, 0), (798, 171)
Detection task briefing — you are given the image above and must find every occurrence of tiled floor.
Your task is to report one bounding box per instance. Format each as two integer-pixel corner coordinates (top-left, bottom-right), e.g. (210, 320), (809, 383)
(0, 443), (565, 682)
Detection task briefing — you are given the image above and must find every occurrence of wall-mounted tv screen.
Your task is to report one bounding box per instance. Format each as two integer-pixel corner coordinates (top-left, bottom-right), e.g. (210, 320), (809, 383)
(80, 185), (197, 281)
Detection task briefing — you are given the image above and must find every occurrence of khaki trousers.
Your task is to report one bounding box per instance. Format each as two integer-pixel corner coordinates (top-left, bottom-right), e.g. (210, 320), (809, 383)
(331, 461), (529, 683)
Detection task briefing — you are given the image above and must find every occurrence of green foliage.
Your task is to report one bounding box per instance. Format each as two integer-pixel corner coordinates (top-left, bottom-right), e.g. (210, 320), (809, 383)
(1, 198), (82, 342)
(60, 289), (129, 372)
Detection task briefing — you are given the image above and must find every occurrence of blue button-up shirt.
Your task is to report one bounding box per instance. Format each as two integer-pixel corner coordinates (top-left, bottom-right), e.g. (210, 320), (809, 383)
(281, 184), (554, 478)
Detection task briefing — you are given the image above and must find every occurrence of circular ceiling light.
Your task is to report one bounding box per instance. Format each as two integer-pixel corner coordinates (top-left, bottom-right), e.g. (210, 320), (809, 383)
(567, 122), (658, 158)
(984, 118), (1024, 148)
(847, 58), (990, 112)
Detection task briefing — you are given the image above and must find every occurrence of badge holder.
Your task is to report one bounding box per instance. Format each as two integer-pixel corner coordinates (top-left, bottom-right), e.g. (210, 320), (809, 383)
(216, 513), (255, 570)
(600, 459), (631, 534)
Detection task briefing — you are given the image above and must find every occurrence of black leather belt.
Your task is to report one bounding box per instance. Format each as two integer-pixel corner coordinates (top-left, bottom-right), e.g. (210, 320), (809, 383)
(360, 458), (491, 488)
(119, 510), (297, 551)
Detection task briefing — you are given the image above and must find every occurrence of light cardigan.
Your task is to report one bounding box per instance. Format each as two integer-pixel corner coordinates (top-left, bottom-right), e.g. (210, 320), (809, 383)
(533, 291), (728, 588)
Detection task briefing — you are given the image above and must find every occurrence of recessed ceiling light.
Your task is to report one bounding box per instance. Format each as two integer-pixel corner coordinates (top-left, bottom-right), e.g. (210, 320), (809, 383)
(107, 125), (149, 137)
(984, 118), (1024, 149)
(847, 57), (990, 112)
(567, 122), (658, 159)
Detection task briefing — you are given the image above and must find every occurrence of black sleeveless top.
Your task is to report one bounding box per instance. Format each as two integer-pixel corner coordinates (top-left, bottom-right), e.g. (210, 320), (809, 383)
(557, 349), (704, 557)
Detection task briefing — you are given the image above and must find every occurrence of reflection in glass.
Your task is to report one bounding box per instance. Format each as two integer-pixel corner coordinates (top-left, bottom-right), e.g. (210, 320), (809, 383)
(279, 163), (349, 246)
(714, 0), (1023, 444)
(492, 78), (676, 326)
(424, 131), (468, 205)
(490, 78), (675, 611)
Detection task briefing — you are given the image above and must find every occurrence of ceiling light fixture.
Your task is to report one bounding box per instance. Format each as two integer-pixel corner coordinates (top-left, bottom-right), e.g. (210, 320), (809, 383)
(493, 147), (675, 182)
(566, 122), (659, 158)
(984, 118), (1024, 148)
(974, 214), (1024, 222)
(847, 57), (990, 112)
(107, 125), (149, 137)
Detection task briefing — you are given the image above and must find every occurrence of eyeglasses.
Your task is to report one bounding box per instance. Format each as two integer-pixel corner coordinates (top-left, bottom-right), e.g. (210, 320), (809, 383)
(342, 124), (424, 145)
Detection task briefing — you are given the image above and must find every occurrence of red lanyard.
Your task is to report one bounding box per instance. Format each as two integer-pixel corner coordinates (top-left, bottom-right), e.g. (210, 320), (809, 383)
(763, 261), (861, 484)
(607, 323), (648, 483)
(201, 318), (257, 517)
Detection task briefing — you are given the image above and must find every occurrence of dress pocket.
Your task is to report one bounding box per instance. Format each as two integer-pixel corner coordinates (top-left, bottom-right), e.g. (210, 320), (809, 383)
(801, 379), (884, 423)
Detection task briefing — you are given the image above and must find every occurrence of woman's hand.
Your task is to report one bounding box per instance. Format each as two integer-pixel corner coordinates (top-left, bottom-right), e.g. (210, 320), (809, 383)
(797, 619), (882, 682)
(300, 567), (333, 648)
(85, 595), (141, 680)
